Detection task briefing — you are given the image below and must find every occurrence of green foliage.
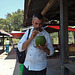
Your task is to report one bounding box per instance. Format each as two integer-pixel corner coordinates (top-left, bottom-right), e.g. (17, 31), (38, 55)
(12, 38), (20, 44)
(0, 19), (8, 31)
(50, 31), (74, 44)
(50, 32), (59, 44)
(68, 31), (74, 44)
(0, 9), (24, 32)
(0, 9), (74, 45)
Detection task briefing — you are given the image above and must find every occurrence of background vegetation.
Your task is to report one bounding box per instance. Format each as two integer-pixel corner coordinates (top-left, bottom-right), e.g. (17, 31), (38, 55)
(50, 32), (75, 44)
(0, 9), (74, 44)
(0, 9), (24, 32)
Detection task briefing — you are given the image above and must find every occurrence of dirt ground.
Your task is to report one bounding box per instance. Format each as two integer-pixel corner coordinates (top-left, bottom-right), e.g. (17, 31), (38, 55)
(0, 47), (61, 75)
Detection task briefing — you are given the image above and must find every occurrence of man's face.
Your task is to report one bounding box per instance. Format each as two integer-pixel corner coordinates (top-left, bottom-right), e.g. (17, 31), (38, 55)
(32, 17), (43, 28)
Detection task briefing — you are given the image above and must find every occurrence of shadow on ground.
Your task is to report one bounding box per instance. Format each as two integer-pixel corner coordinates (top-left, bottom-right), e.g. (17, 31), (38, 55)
(13, 61), (20, 75)
(4, 48), (62, 75)
(4, 48), (20, 75)
(5, 48), (17, 59)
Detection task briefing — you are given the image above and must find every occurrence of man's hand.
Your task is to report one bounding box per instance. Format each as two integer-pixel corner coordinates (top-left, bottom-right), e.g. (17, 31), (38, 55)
(30, 30), (40, 39)
(36, 44), (47, 50)
(35, 44), (50, 55)
(22, 30), (39, 50)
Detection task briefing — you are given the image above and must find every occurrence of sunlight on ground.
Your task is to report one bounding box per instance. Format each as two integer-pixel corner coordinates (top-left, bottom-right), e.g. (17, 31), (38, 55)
(0, 60), (16, 75)
(0, 46), (17, 75)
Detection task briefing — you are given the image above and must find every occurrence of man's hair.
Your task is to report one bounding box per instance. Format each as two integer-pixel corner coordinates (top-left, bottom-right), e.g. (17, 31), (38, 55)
(32, 13), (43, 20)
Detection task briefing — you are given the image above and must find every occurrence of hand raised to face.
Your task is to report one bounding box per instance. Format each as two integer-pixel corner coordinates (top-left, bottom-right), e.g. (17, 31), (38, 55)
(33, 27), (43, 32)
(30, 30), (40, 39)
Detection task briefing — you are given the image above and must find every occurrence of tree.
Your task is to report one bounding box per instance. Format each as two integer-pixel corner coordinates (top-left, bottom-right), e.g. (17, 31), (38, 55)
(0, 9), (24, 32)
(0, 18), (7, 31)
(6, 9), (24, 32)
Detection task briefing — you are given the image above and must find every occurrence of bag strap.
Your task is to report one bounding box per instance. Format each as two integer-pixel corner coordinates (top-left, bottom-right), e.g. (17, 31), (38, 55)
(27, 29), (31, 40)
(25, 29), (31, 54)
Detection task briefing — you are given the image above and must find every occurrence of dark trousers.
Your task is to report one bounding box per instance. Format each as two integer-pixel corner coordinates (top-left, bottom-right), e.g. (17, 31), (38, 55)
(22, 66), (46, 75)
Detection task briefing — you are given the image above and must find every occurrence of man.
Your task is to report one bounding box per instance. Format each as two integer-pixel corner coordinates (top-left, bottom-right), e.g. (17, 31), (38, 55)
(18, 13), (54, 75)
(4, 38), (10, 55)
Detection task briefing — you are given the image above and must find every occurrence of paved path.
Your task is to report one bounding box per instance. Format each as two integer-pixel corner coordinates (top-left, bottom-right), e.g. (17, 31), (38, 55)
(0, 48), (61, 75)
(0, 48), (20, 75)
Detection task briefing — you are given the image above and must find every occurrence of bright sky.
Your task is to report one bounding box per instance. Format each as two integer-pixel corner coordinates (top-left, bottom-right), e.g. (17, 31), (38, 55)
(0, 0), (24, 19)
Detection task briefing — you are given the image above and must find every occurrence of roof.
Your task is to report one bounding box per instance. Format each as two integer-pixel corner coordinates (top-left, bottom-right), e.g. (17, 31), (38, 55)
(0, 30), (12, 37)
(10, 31), (25, 38)
(48, 26), (75, 31)
(24, 0), (75, 27)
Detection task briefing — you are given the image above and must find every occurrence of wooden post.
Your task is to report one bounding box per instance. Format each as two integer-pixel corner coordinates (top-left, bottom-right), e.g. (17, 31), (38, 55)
(60, 0), (69, 75)
(3, 35), (4, 51)
(74, 32), (75, 43)
(23, 0), (28, 26)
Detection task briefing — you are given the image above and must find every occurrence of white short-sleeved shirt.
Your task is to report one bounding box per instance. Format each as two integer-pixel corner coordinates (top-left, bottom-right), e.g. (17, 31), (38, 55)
(18, 28), (54, 71)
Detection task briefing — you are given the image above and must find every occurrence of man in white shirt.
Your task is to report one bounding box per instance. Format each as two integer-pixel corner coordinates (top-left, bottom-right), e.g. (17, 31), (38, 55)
(18, 13), (54, 75)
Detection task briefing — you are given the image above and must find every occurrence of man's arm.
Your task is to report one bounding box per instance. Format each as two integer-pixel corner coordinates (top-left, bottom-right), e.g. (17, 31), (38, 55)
(22, 30), (39, 50)
(43, 47), (50, 55)
(36, 32), (54, 55)
(22, 37), (33, 50)
(36, 44), (50, 55)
